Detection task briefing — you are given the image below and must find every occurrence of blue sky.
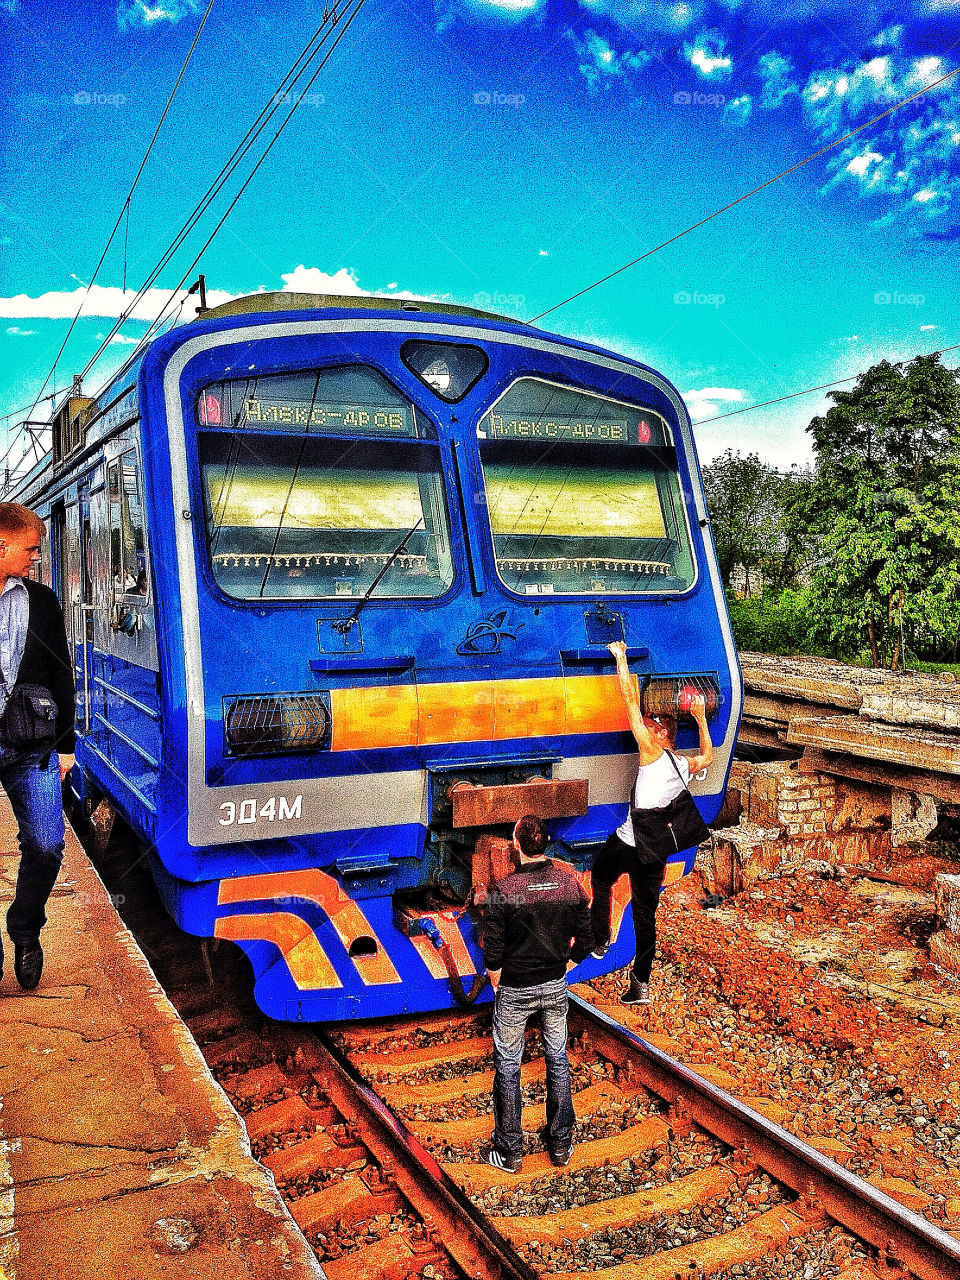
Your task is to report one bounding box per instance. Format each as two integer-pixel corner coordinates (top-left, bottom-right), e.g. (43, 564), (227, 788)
(1, 0), (958, 472)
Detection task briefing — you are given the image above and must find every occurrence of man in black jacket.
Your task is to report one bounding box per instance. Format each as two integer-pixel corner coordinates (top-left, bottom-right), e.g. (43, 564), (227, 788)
(482, 815), (593, 1172)
(0, 504), (75, 990)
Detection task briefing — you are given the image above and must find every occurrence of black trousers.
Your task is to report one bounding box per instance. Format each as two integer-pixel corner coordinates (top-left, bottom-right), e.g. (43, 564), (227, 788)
(590, 832), (667, 983)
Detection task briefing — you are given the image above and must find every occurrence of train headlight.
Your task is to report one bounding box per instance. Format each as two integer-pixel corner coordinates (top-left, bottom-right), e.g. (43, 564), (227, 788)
(223, 693), (331, 755)
(641, 675), (719, 720)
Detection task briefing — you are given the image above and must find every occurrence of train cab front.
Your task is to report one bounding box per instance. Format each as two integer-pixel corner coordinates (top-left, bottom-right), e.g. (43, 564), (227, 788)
(140, 296), (740, 1022)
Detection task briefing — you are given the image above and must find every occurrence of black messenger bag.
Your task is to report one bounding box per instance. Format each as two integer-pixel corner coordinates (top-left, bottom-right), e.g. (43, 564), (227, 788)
(1, 682), (59, 750)
(630, 751), (711, 865)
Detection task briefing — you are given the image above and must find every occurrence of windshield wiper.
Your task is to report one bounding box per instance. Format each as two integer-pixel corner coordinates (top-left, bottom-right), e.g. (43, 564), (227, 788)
(334, 516), (425, 634)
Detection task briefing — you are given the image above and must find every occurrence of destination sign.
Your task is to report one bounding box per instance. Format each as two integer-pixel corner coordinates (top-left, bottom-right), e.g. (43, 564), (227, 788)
(482, 412), (665, 444)
(243, 398), (412, 435)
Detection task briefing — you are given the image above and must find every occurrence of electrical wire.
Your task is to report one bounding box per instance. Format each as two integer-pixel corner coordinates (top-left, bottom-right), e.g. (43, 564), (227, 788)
(532, 65), (960, 322)
(1, 0), (363, 489)
(694, 340), (960, 424)
(21, 0), (216, 428)
(77, 0), (358, 384)
(0, 391), (60, 423)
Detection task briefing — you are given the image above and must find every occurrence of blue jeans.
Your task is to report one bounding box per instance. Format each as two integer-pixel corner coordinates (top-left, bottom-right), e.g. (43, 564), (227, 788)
(0, 745), (65, 944)
(492, 977), (574, 1157)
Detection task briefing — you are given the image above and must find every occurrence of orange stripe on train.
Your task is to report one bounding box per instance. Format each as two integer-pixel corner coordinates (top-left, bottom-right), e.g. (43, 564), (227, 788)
(218, 869), (401, 985)
(214, 911), (342, 989)
(330, 672), (629, 752)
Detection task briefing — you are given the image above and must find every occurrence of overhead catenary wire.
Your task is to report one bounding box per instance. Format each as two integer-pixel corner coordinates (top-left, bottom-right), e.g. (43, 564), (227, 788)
(1, 0), (358, 491)
(694, 339), (960, 424)
(531, 64), (960, 322)
(76, 0), (361, 386)
(21, 0), (216, 430)
(83, 0), (368, 399)
(0, 0), (370, 497)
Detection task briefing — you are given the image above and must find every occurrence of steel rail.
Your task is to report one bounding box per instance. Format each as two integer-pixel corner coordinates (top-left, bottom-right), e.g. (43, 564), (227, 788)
(309, 1029), (540, 1280)
(571, 992), (960, 1280)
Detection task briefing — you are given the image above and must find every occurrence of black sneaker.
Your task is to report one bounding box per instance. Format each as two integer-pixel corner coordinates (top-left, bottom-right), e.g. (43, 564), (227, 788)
(549, 1143), (573, 1167)
(14, 941), (43, 990)
(590, 941), (610, 959)
(620, 978), (650, 1005)
(484, 1147), (521, 1173)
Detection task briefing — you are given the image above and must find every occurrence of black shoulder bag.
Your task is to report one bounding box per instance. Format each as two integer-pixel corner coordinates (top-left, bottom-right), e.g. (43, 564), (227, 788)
(0, 674), (59, 753)
(630, 751), (711, 865)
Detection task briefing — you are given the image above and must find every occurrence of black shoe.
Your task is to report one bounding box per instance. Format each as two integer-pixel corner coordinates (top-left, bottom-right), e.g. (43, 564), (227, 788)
(549, 1143), (573, 1167)
(483, 1146), (522, 1173)
(14, 941), (42, 990)
(620, 978), (650, 1005)
(590, 941), (610, 959)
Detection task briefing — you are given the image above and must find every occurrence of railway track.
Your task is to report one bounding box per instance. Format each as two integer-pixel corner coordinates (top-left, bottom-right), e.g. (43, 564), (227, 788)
(170, 957), (960, 1280)
(86, 829), (960, 1280)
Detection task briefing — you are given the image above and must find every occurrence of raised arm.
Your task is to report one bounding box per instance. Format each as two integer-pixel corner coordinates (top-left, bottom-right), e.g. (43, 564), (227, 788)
(681, 694), (715, 775)
(606, 641), (659, 760)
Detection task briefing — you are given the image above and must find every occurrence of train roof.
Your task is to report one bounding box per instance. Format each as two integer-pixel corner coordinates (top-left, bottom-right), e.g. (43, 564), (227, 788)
(197, 291), (534, 328)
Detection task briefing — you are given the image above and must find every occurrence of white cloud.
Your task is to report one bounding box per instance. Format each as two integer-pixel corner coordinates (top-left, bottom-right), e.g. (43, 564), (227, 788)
(117, 0), (202, 31)
(0, 267), (447, 328)
(681, 387), (747, 421)
(279, 265), (368, 295)
(568, 29), (650, 93)
(757, 50), (797, 110)
(440, 0), (542, 27)
(724, 95), (752, 126)
(539, 249), (549, 256)
(913, 187), (938, 203)
(5, 325), (35, 336)
(846, 149), (885, 179)
(683, 30), (731, 81)
(920, 324), (936, 330)
(0, 283), (238, 321)
(95, 331), (142, 345)
(872, 25), (903, 50)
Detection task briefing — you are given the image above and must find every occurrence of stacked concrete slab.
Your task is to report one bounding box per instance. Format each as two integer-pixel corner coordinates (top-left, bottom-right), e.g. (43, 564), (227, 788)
(713, 653), (960, 978)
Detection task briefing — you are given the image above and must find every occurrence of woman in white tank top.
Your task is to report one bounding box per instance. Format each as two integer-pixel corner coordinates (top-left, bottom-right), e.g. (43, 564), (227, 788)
(590, 641), (715, 1006)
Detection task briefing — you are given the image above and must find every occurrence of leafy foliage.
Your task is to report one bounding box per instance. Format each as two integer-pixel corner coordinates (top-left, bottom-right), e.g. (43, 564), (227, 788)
(702, 449), (813, 592)
(725, 587), (826, 656)
(802, 355), (960, 668)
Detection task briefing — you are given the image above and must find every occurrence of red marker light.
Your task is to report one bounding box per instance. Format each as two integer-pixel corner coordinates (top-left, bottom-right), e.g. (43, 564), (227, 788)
(200, 392), (222, 425)
(637, 419), (651, 443)
(678, 683), (717, 716)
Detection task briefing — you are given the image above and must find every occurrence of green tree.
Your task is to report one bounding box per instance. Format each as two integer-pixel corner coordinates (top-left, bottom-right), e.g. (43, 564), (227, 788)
(804, 354), (960, 668)
(702, 449), (813, 593)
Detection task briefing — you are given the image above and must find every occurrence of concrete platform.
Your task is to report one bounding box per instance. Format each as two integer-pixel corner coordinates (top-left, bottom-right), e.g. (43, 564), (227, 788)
(0, 801), (326, 1280)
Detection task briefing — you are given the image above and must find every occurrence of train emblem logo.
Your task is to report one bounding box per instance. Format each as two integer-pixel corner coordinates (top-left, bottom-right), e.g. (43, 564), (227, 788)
(456, 610), (524, 655)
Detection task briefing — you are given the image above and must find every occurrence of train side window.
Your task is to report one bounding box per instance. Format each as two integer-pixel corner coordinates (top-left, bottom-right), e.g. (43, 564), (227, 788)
(109, 451), (150, 602)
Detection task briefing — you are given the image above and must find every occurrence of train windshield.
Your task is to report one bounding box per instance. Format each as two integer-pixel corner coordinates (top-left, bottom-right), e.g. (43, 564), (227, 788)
(476, 379), (695, 595)
(196, 367), (452, 601)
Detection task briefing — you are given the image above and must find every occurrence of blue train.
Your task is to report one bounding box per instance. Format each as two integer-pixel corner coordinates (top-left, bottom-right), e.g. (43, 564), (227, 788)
(15, 293), (741, 1021)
